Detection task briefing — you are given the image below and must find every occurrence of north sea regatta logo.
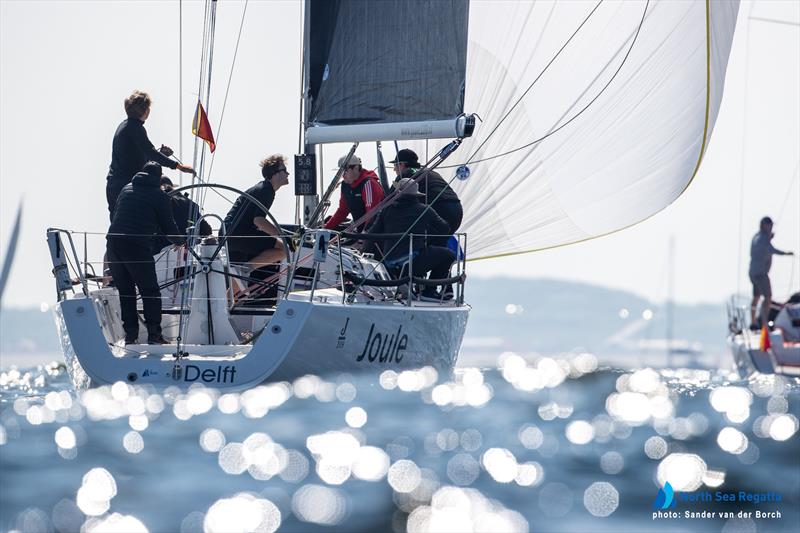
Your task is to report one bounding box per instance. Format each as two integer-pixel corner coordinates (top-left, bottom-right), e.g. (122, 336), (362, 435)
(651, 480), (783, 522)
(653, 482), (676, 510)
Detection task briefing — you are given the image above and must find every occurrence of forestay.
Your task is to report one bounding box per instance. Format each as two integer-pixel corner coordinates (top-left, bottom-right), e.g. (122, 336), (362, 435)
(398, 0), (740, 260)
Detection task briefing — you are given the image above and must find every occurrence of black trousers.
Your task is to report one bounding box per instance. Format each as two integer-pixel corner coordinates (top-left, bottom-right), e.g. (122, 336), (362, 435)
(412, 246), (455, 281)
(431, 200), (463, 246)
(106, 180), (128, 222)
(107, 238), (162, 339)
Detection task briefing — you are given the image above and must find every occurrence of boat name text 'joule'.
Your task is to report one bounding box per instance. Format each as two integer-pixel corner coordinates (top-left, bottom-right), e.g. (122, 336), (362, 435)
(356, 324), (407, 363)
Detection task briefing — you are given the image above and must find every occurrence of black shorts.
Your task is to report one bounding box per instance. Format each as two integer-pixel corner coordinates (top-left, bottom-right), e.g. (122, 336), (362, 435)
(749, 273), (771, 298)
(226, 236), (277, 263)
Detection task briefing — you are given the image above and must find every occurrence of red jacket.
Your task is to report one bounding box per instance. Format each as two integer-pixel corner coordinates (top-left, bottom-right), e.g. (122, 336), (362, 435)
(324, 170), (385, 230)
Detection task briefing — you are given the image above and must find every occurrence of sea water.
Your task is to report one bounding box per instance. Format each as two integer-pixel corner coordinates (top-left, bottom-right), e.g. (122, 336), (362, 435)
(0, 354), (798, 533)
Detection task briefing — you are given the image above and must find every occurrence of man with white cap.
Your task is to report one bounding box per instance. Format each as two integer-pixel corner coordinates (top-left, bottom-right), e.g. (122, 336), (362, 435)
(324, 154), (385, 231)
(365, 178), (454, 301)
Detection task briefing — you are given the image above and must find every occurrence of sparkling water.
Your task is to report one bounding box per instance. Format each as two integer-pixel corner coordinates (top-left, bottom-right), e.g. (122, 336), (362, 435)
(1, 354), (798, 532)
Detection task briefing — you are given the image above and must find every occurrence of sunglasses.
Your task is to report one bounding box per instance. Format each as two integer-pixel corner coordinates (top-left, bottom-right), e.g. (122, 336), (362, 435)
(346, 165), (358, 170)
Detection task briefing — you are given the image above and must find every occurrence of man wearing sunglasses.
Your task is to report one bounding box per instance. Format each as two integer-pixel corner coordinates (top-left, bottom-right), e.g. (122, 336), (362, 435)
(324, 155), (385, 232)
(223, 155), (290, 269)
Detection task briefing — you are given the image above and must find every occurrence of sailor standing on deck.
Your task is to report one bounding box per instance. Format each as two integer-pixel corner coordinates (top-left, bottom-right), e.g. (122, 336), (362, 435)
(749, 216), (794, 330)
(324, 155), (385, 232)
(107, 162), (185, 345)
(106, 90), (195, 219)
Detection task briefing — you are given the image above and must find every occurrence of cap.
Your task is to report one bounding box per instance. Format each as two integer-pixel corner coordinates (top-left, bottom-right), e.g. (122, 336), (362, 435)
(389, 148), (419, 166)
(760, 216), (774, 226)
(337, 154), (362, 168)
(395, 177), (425, 197)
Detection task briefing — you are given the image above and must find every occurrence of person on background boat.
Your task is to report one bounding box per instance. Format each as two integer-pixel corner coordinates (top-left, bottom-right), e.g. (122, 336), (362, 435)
(749, 216), (794, 330)
(106, 90), (195, 220)
(222, 155), (290, 269)
(151, 176), (212, 253)
(324, 154), (385, 232)
(365, 178), (454, 302)
(107, 162), (185, 345)
(390, 148), (462, 245)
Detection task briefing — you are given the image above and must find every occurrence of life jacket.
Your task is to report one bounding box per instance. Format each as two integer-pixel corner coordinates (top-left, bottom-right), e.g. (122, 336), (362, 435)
(341, 170), (379, 229)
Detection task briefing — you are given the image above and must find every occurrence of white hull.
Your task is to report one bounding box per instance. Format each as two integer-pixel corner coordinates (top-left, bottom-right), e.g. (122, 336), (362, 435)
(55, 289), (469, 391)
(728, 333), (800, 378)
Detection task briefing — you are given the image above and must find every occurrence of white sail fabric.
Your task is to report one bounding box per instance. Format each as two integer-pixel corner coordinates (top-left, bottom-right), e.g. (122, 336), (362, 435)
(400, 0), (739, 260)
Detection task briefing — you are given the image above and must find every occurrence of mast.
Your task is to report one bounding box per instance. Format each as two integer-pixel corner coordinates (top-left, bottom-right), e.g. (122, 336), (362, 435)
(298, 0), (319, 226)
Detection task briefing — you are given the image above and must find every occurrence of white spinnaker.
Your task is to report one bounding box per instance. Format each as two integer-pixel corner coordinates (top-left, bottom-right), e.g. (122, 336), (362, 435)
(404, 0), (739, 260)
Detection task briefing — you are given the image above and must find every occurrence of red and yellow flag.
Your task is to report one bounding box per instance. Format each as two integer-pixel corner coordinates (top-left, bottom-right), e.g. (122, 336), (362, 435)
(759, 326), (771, 352)
(192, 101), (216, 152)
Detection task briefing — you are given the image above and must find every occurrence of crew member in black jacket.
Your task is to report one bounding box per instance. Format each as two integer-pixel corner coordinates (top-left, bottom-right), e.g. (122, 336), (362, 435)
(151, 176), (212, 253)
(106, 90), (195, 219)
(365, 178), (455, 301)
(107, 162), (185, 344)
(390, 148), (462, 246)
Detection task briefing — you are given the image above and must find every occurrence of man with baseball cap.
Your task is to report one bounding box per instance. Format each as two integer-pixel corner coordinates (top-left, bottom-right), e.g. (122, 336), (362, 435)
(749, 216), (794, 330)
(151, 176), (212, 253)
(365, 178), (454, 302)
(389, 148), (462, 244)
(324, 154), (385, 231)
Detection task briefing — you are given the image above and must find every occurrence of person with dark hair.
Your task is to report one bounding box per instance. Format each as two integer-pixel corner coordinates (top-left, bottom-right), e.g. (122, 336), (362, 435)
(151, 176), (212, 253)
(106, 90), (195, 219)
(365, 178), (454, 302)
(222, 155), (290, 269)
(389, 148), (462, 244)
(749, 216), (794, 330)
(107, 162), (185, 344)
(324, 154), (385, 231)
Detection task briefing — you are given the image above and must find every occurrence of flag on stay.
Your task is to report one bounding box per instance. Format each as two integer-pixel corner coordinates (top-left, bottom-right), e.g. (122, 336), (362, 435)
(759, 326), (771, 352)
(192, 101), (216, 152)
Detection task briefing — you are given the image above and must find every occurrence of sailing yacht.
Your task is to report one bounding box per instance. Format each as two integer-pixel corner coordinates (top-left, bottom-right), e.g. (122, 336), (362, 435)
(46, 0), (741, 390)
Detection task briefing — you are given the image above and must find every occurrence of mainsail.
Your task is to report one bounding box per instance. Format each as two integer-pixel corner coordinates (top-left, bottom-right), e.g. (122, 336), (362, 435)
(304, 0), (739, 259)
(304, 0), (471, 144)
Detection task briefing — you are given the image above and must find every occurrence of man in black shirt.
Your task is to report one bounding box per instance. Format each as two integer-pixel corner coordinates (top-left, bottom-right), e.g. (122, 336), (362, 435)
(107, 162), (185, 344)
(223, 155), (290, 269)
(389, 148), (462, 246)
(106, 90), (195, 219)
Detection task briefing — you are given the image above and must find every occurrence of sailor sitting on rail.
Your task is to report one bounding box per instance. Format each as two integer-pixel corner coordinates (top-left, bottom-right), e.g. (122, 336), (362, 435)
(222, 155), (290, 270)
(364, 178), (454, 302)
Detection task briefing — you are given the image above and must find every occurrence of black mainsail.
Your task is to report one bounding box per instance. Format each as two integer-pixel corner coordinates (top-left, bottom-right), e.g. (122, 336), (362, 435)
(304, 0), (471, 144)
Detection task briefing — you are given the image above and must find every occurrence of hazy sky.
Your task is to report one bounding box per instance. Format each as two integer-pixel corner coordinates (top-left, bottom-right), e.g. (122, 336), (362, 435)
(1, 0), (798, 310)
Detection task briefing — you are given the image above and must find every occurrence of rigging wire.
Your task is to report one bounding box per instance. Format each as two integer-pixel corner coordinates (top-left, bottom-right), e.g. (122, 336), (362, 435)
(204, 0), (249, 186)
(442, 0), (649, 168)
(461, 0), (605, 165)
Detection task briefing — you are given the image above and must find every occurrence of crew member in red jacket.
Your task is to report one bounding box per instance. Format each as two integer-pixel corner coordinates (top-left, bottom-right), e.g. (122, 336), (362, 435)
(324, 155), (385, 231)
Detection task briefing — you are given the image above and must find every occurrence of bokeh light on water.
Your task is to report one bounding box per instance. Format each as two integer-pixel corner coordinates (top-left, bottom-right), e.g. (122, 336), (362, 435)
(0, 358), (798, 532)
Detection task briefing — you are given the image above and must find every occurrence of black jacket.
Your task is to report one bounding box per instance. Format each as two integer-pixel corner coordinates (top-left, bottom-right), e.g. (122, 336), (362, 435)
(108, 171), (183, 248)
(106, 118), (177, 186)
(366, 196), (450, 261)
(395, 168), (460, 204)
(151, 194), (212, 252)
